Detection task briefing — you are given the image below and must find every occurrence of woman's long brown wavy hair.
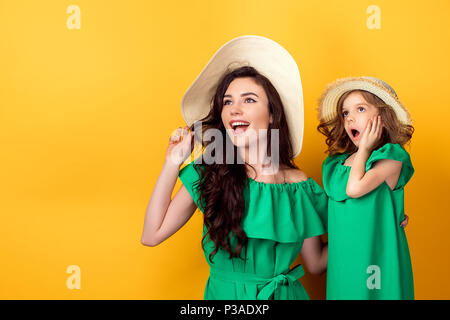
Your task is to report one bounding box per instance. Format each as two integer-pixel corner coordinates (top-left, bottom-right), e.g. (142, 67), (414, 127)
(188, 66), (298, 263)
(317, 90), (414, 155)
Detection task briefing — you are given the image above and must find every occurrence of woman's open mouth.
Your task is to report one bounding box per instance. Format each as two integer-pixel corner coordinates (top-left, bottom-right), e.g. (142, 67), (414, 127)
(230, 121), (250, 134)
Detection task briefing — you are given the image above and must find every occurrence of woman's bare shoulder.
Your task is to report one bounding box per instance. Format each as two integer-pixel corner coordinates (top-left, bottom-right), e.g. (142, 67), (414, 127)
(284, 168), (309, 183)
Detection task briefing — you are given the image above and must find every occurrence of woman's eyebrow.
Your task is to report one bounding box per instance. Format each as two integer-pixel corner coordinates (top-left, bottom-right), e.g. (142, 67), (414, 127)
(241, 92), (258, 97)
(223, 92), (259, 99)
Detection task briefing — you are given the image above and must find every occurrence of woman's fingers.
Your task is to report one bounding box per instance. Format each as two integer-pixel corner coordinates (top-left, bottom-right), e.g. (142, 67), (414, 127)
(182, 127), (191, 142)
(170, 127), (183, 143)
(166, 126), (194, 165)
(181, 126), (191, 141)
(400, 214), (409, 228)
(169, 126), (194, 146)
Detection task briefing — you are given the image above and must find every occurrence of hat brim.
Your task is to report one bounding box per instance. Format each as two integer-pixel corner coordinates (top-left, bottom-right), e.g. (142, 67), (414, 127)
(181, 35), (304, 158)
(318, 77), (412, 125)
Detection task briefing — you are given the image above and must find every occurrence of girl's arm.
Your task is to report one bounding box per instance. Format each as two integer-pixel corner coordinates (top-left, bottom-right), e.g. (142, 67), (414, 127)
(300, 236), (328, 275)
(346, 152), (402, 198)
(141, 127), (197, 246)
(346, 115), (402, 198)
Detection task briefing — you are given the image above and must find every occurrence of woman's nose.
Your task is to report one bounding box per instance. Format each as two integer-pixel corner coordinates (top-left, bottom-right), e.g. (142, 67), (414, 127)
(230, 103), (243, 115)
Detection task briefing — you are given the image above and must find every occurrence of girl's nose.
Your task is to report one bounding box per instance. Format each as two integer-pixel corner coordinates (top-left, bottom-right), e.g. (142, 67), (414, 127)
(346, 114), (355, 122)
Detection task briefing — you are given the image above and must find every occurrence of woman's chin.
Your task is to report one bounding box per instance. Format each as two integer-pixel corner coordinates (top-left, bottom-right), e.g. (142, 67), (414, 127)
(233, 139), (250, 149)
(233, 138), (263, 152)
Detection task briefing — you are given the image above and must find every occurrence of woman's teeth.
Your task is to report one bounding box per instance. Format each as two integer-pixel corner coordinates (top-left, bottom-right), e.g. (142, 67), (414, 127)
(231, 122), (250, 134)
(231, 122), (249, 128)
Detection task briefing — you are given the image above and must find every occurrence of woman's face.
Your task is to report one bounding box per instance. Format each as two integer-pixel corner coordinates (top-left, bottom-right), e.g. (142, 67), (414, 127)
(221, 77), (273, 148)
(342, 91), (380, 148)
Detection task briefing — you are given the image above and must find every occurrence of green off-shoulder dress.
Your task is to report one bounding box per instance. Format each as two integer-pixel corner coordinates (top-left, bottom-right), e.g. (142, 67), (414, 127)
(322, 143), (414, 300)
(179, 161), (328, 300)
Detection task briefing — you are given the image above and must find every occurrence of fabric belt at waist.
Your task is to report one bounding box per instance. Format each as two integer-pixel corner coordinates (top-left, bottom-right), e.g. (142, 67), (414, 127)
(209, 264), (305, 300)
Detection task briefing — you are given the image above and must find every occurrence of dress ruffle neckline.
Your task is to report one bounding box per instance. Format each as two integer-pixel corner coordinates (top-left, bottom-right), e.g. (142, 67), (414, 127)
(241, 177), (327, 243)
(178, 162), (328, 244)
(322, 143), (414, 202)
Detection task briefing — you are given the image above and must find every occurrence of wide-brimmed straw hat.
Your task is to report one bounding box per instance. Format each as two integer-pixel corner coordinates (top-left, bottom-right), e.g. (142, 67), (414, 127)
(318, 76), (412, 125)
(181, 35), (304, 157)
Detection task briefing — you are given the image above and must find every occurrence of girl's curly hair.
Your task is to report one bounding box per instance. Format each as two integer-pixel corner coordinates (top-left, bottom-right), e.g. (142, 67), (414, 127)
(317, 90), (414, 155)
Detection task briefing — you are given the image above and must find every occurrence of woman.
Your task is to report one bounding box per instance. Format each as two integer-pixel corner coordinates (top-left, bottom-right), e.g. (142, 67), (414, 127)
(141, 36), (328, 299)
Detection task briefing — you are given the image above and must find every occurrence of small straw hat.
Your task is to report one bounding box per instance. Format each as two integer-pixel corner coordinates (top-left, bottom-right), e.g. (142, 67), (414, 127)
(318, 76), (412, 125)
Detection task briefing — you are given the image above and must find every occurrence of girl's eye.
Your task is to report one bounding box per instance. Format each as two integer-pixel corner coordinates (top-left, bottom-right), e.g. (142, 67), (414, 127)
(343, 111), (349, 117)
(358, 106), (365, 112)
(223, 100), (232, 106)
(245, 97), (256, 103)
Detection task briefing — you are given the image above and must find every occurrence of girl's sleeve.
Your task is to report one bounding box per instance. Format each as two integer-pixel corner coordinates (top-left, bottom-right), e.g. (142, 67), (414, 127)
(365, 143), (414, 189)
(178, 161), (204, 212)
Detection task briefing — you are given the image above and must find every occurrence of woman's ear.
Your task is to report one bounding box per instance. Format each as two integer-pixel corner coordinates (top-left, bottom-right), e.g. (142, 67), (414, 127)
(269, 114), (273, 124)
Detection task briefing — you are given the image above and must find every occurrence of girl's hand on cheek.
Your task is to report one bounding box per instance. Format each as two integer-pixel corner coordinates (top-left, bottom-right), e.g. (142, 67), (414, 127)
(359, 115), (383, 153)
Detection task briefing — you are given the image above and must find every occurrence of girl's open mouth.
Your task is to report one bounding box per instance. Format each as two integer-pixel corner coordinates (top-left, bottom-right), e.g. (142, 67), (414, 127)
(351, 129), (360, 139)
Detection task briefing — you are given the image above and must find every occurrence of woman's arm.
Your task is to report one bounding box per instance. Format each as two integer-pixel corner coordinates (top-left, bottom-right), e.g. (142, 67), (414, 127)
(141, 127), (197, 246)
(300, 236), (328, 275)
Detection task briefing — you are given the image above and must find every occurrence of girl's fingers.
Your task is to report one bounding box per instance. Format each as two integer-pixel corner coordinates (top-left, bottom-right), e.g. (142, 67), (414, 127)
(378, 117), (382, 137)
(367, 120), (373, 136)
(376, 116), (383, 137)
(364, 119), (372, 134)
(373, 116), (378, 135)
(372, 116), (378, 134)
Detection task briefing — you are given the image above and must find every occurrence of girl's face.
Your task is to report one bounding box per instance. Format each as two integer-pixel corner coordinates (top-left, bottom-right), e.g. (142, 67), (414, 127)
(221, 77), (273, 148)
(342, 91), (380, 148)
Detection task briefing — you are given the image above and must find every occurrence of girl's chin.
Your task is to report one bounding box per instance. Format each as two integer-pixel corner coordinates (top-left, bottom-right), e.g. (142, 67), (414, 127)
(347, 137), (359, 147)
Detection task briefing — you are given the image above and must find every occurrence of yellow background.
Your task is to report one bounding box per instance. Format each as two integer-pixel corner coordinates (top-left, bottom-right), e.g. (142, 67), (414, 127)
(0, 0), (449, 299)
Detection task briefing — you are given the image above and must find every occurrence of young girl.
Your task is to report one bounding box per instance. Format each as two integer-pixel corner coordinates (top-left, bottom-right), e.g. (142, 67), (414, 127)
(317, 76), (414, 299)
(141, 36), (328, 300)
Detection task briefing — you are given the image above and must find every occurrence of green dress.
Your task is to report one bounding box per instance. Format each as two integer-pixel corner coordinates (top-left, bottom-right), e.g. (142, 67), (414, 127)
(322, 143), (414, 300)
(178, 161), (328, 300)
